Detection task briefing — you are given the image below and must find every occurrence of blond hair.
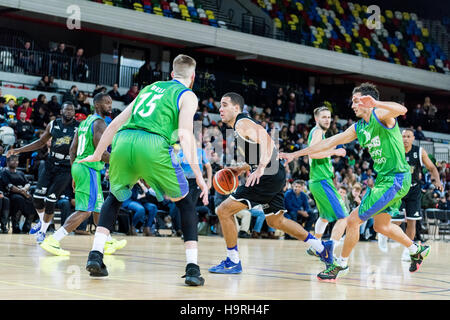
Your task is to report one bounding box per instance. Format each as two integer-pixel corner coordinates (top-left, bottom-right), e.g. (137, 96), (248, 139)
(172, 54), (196, 79)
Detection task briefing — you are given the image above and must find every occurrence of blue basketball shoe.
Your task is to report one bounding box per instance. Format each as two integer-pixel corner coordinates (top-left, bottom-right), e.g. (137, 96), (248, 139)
(208, 257), (242, 274)
(317, 240), (334, 266)
(36, 231), (46, 244)
(29, 221), (41, 235)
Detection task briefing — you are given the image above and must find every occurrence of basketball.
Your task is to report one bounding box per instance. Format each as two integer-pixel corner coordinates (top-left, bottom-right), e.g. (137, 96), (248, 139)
(213, 168), (239, 195)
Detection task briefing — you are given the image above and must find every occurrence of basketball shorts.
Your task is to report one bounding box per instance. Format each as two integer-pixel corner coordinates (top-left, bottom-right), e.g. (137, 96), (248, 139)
(309, 178), (348, 222)
(230, 161), (286, 215)
(392, 183), (422, 222)
(33, 160), (72, 204)
(358, 172), (411, 222)
(109, 129), (188, 202)
(71, 162), (103, 213)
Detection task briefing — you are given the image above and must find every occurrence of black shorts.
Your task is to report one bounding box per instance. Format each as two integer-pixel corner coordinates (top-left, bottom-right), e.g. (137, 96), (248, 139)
(400, 183), (422, 220)
(230, 162), (286, 215)
(33, 160), (72, 203)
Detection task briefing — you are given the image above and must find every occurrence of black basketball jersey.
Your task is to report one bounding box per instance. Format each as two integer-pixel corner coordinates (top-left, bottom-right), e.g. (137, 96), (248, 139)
(233, 113), (278, 172)
(48, 118), (79, 166)
(405, 145), (423, 185)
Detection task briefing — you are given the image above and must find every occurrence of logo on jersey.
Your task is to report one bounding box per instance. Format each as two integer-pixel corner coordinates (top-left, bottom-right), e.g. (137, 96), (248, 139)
(55, 136), (72, 146)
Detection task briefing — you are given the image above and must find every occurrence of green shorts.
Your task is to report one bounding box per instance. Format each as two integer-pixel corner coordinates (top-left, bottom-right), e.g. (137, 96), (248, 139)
(71, 162), (104, 213)
(358, 172), (411, 222)
(109, 129), (188, 202)
(309, 179), (348, 222)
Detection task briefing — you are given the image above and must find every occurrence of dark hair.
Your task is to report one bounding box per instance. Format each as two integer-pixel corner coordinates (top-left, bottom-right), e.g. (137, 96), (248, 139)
(294, 179), (305, 186)
(352, 82), (379, 100)
(7, 155), (18, 162)
(62, 101), (74, 109)
(313, 106), (330, 117)
(339, 186), (348, 192)
(93, 93), (110, 106)
(403, 128), (415, 135)
(222, 92), (244, 110)
(0, 97), (6, 104)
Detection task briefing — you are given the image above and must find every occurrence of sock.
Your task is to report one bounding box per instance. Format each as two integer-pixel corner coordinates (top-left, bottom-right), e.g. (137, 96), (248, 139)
(107, 234), (112, 242)
(40, 221), (50, 234)
(186, 248), (198, 265)
(227, 245), (240, 264)
(304, 233), (324, 253)
(92, 232), (108, 254)
(407, 243), (418, 254)
(338, 256), (348, 267)
(37, 210), (44, 222)
(53, 227), (68, 242)
(314, 219), (328, 235)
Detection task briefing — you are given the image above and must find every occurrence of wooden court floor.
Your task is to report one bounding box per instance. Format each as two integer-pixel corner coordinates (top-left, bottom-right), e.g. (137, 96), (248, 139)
(0, 233), (449, 300)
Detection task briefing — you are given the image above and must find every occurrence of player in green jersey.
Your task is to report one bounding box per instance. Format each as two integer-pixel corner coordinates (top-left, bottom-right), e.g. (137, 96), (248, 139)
(40, 93), (127, 256)
(280, 83), (430, 281)
(80, 55), (209, 286)
(306, 107), (348, 259)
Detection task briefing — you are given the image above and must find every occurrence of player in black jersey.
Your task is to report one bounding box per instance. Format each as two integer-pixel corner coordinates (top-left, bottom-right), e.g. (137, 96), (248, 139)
(8, 102), (78, 244)
(391, 128), (443, 261)
(208, 93), (334, 274)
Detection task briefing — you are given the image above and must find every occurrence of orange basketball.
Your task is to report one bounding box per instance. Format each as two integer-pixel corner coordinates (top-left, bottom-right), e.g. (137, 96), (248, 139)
(213, 168), (239, 195)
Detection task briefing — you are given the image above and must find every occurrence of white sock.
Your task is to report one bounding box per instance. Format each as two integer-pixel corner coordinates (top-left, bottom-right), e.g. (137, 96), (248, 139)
(186, 248), (198, 265)
(314, 219), (328, 235)
(227, 245), (240, 263)
(338, 256), (348, 267)
(304, 233), (324, 253)
(92, 232), (108, 254)
(37, 210), (44, 222)
(407, 243), (418, 254)
(53, 227), (68, 242)
(107, 234), (112, 242)
(40, 221), (50, 234)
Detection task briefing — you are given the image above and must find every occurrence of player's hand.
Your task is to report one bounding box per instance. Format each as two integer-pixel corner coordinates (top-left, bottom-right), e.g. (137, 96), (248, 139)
(6, 148), (18, 157)
(245, 166), (264, 187)
(334, 148), (347, 157)
(354, 95), (377, 108)
(196, 176), (209, 206)
(78, 154), (101, 163)
(278, 152), (295, 165)
(435, 180), (444, 192)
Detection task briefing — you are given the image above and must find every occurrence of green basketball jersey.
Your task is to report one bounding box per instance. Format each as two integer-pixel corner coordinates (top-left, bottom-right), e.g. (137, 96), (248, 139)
(308, 126), (334, 182)
(120, 80), (191, 145)
(355, 109), (409, 175)
(75, 114), (105, 171)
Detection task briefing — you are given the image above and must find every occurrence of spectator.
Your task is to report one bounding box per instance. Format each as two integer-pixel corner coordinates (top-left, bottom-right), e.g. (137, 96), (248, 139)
(284, 180), (316, 236)
(1, 155), (35, 233)
(72, 48), (88, 82)
(5, 98), (17, 125)
(63, 85), (78, 107)
(250, 205), (276, 239)
(138, 59), (153, 89)
(75, 91), (91, 115)
(16, 98), (32, 121)
(56, 184), (90, 235)
(285, 92), (296, 122)
(234, 209), (251, 238)
(36, 75), (51, 91)
(152, 63), (162, 82)
(93, 85), (107, 97)
(48, 76), (58, 92)
(136, 180), (158, 236)
(122, 183), (157, 236)
(348, 182), (362, 211)
(414, 126), (426, 141)
(108, 83), (122, 101)
(47, 95), (61, 118)
(0, 184), (9, 233)
(32, 104), (50, 130)
(15, 111), (35, 143)
(18, 41), (36, 74)
(201, 107), (211, 127)
(122, 85), (139, 105)
(338, 186), (350, 212)
(0, 97), (6, 119)
(0, 145), (6, 168)
(51, 42), (69, 79)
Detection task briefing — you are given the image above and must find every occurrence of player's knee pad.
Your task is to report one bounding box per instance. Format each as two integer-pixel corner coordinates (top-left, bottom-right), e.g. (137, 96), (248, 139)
(175, 195), (198, 242)
(314, 218), (328, 235)
(98, 193), (122, 231)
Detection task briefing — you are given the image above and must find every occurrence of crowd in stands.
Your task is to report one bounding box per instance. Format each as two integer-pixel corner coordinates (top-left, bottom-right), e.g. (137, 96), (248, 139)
(0, 68), (448, 242)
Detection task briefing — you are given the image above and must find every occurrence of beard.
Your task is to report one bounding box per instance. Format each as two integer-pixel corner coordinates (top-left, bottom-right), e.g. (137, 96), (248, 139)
(62, 115), (73, 122)
(319, 123), (329, 131)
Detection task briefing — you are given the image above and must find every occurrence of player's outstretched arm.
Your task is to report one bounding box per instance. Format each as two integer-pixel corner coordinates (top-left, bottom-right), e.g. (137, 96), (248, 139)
(279, 125), (356, 164)
(79, 99), (135, 163)
(307, 126), (346, 159)
(421, 148), (443, 192)
(178, 90), (208, 205)
(7, 121), (53, 157)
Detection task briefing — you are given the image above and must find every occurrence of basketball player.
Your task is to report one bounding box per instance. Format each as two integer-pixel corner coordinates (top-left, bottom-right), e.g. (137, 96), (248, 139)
(40, 93), (126, 256)
(80, 54), (209, 286)
(306, 107), (348, 259)
(8, 102), (78, 244)
(209, 92), (334, 275)
(391, 128), (443, 261)
(280, 83), (430, 281)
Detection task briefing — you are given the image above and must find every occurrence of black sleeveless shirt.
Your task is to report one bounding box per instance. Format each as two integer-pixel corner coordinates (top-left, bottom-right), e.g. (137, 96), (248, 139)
(405, 145), (422, 185)
(48, 118), (79, 166)
(233, 113), (278, 172)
